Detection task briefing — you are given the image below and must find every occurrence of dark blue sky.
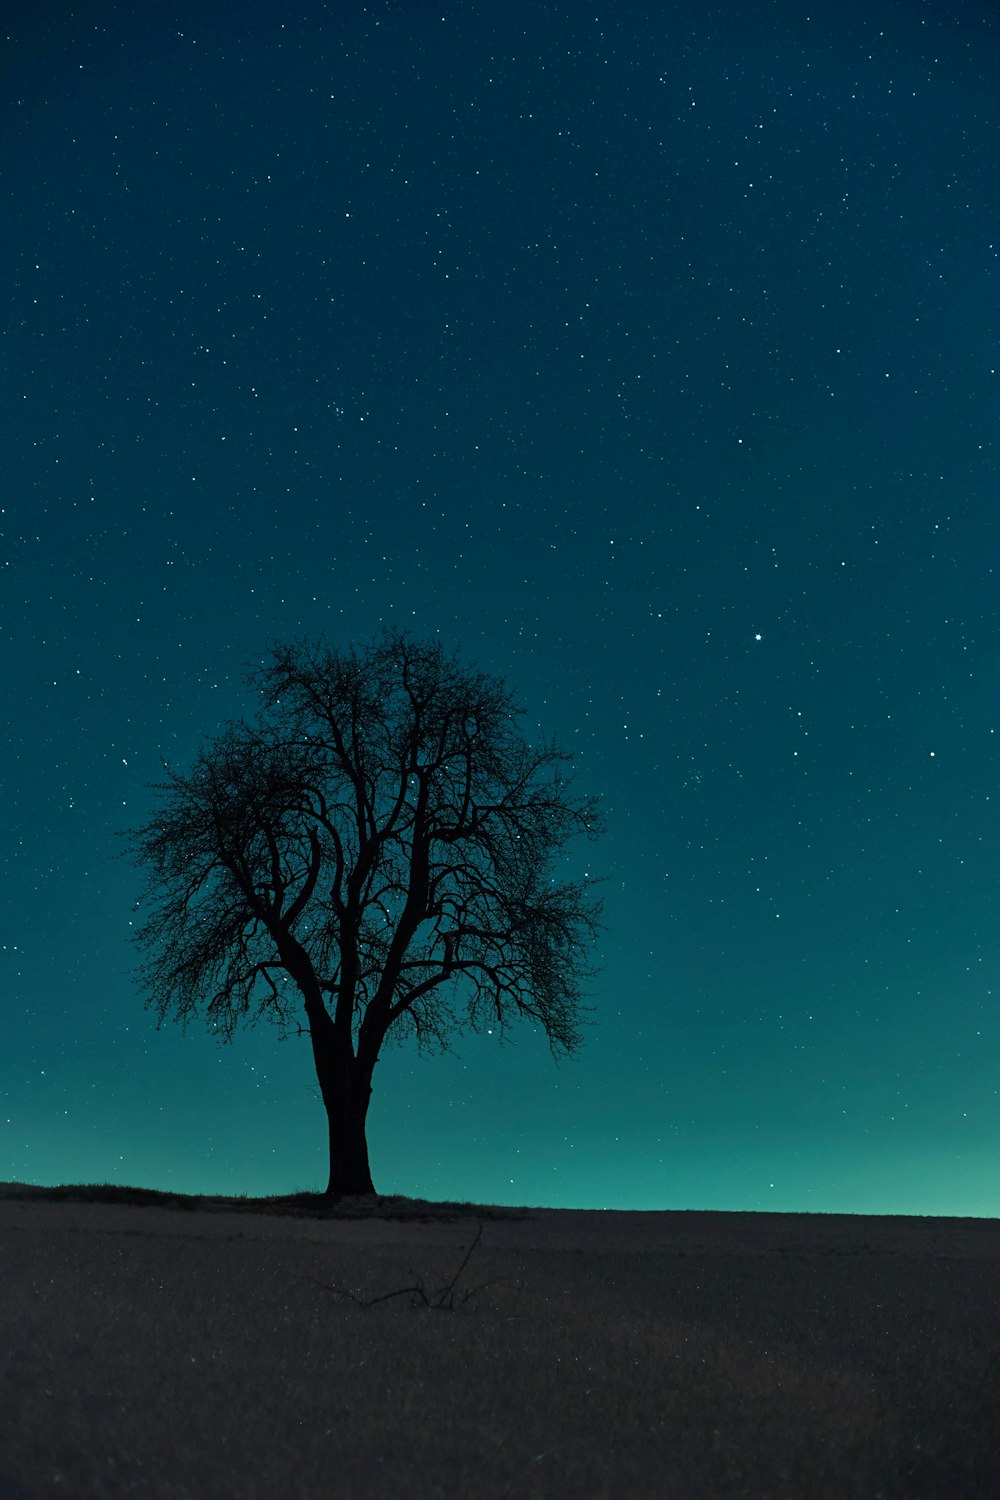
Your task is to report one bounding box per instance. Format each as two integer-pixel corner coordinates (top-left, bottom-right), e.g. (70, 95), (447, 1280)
(3, 0), (998, 1213)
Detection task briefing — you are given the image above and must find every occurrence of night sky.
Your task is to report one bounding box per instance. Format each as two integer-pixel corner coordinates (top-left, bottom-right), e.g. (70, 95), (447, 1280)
(4, 0), (998, 1216)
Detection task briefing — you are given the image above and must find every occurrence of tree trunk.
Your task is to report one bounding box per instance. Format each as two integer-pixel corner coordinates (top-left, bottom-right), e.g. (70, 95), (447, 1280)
(324, 1097), (376, 1198)
(298, 972), (378, 1198)
(317, 1044), (376, 1198)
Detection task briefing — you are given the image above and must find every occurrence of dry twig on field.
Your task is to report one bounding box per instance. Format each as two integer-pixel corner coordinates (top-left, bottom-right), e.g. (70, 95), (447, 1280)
(296, 1222), (519, 1310)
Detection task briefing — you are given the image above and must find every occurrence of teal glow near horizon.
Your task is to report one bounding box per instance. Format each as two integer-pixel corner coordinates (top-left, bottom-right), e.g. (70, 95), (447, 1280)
(2, 0), (998, 1218)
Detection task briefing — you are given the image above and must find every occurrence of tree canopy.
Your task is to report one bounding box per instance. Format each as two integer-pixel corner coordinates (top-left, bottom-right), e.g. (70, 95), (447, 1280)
(127, 627), (605, 1195)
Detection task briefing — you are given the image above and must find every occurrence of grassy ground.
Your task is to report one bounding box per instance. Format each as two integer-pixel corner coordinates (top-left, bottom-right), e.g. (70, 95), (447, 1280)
(1, 1183), (997, 1499)
(0, 1179), (522, 1222)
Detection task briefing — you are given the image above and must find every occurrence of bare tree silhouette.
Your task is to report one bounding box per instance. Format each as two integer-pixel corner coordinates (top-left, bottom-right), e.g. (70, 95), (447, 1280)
(127, 627), (605, 1198)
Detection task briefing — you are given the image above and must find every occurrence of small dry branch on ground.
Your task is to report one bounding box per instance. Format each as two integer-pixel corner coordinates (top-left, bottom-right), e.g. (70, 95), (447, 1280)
(297, 1222), (520, 1310)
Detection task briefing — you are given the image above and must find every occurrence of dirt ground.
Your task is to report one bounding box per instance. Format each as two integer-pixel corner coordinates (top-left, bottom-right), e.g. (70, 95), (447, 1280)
(2, 1192), (998, 1499)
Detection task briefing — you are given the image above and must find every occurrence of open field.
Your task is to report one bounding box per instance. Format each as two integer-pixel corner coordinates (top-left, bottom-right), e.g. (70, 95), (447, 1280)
(1, 1183), (997, 1499)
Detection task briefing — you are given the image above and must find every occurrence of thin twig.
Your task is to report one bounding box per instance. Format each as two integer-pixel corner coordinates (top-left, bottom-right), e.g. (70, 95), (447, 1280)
(295, 1221), (520, 1311)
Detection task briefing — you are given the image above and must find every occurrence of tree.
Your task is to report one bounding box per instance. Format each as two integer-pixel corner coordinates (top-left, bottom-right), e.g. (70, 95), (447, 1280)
(127, 628), (605, 1198)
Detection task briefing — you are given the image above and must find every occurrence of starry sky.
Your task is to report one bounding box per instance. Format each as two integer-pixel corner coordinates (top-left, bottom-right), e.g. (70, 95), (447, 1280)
(3, 0), (998, 1216)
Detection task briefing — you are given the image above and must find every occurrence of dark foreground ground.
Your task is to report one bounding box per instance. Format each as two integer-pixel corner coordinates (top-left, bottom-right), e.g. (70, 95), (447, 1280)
(1, 1181), (997, 1500)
